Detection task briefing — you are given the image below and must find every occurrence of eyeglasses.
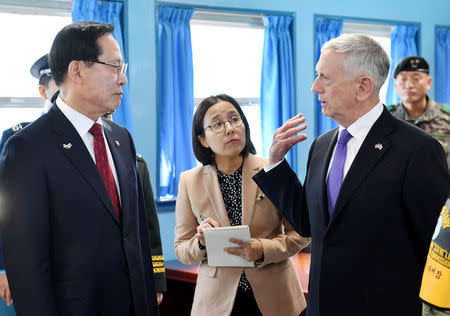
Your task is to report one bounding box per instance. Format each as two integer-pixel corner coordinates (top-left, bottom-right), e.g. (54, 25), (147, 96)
(204, 115), (243, 134)
(85, 60), (128, 75)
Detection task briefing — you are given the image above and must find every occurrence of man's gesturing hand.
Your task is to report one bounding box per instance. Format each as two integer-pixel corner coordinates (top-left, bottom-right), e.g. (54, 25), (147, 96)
(269, 113), (307, 165)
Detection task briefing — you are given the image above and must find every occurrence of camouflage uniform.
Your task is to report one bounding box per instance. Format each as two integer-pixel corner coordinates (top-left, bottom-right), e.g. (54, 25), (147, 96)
(388, 96), (450, 170)
(423, 304), (450, 316)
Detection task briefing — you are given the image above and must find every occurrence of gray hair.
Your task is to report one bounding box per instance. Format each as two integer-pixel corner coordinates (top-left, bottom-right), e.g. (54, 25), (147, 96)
(322, 33), (390, 95)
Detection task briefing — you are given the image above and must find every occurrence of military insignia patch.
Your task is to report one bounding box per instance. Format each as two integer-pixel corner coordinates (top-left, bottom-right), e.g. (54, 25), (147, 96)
(11, 124), (23, 132)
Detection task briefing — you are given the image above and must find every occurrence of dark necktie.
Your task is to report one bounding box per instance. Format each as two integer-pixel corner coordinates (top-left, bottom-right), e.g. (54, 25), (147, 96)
(89, 123), (120, 218)
(327, 129), (352, 216)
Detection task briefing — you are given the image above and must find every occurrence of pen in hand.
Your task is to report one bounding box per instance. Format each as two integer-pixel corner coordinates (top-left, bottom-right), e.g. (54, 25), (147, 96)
(199, 215), (215, 227)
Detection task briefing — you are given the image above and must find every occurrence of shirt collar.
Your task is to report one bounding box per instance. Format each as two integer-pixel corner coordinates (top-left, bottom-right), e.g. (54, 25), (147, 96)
(56, 96), (102, 137)
(339, 101), (384, 140)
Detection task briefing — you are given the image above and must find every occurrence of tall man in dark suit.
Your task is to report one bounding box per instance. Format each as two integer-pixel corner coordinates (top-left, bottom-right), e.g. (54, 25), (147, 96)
(253, 33), (449, 316)
(0, 22), (159, 316)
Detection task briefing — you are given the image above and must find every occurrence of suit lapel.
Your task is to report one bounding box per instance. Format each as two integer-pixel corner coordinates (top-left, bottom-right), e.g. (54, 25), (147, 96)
(49, 106), (120, 226)
(203, 165), (231, 227)
(330, 107), (394, 223)
(321, 129), (339, 224)
(103, 120), (135, 226)
(241, 155), (260, 226)
(311, 128), (339, 229)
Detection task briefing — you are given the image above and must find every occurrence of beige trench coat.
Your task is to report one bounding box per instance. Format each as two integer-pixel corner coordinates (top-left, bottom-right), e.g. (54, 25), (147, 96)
(175, 154), (310, 316)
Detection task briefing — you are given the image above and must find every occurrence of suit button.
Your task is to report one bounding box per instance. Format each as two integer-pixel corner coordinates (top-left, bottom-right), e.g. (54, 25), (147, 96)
(125, 266), (129, 274)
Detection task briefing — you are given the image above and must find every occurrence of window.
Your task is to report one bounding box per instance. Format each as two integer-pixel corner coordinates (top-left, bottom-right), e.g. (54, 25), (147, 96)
(191, 11), (265, 156)
(0, 0), (71, 132)
(341, 21), (393, 104)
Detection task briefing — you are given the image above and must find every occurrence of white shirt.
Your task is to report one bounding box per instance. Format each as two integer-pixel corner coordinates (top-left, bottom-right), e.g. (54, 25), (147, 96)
(326, 102), (384, 180)
(56, 97), (121, 203)
(265, 102), (384, 181)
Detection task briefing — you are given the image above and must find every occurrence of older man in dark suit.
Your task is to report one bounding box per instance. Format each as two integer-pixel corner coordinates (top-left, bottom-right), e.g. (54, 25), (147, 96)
(253, 33), (449, 316)
(0, 22), (158, 316)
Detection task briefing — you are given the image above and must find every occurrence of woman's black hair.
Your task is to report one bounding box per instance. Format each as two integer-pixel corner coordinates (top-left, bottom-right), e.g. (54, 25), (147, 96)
(192, 94), (256, 165)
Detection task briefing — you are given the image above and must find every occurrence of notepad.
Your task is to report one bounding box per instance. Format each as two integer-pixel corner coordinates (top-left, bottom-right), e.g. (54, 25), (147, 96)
(203, 225), (254, 267)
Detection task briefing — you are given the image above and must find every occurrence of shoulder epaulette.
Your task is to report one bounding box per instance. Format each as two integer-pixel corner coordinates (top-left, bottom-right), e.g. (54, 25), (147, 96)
(11, 123), (24, 132)
(440, 104), (450, 114)
(8, 122), (31, 133)
(386, 104), (396, 111)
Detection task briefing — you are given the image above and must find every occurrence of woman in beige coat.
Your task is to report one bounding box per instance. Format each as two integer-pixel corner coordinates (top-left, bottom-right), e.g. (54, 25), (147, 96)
(175, 94), (310, 316)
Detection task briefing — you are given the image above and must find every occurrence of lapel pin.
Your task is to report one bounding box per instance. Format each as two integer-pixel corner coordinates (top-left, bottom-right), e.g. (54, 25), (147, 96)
(115, 140), (120, 147)
(63, 143), (72, 150)
(256, 194), (265, 200)
(375, 143), (383, 150)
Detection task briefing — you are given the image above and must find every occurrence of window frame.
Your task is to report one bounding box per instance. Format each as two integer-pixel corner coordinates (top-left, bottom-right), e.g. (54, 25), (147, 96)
(313, 15), (421, 135)
(0, 0), (72, 17)
(313, 14), (422, 72)
(0, 0), (71, 118)
(155, 6), (284, 207)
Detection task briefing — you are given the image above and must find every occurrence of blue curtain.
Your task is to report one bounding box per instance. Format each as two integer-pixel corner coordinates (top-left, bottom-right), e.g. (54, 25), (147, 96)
(436, 27), (450, 104)
(260, 16), (296, 170)
(72, 0), (133, 132)
(315, 18), (343, 135)
(158, 7), (196, 199)
(385, 25), (419, 105)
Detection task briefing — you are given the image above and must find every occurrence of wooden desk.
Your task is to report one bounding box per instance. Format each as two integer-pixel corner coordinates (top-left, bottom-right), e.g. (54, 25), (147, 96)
(159, 253), (310, 315)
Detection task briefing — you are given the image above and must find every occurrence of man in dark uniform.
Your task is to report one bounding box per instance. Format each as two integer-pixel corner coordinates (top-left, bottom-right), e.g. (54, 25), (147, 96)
(0, 54), (58, 154)
(0, 54), (58, 309)
(103, 113), (167, 304)
(136, 154), (167, 304)
(388, 56), (450, 170)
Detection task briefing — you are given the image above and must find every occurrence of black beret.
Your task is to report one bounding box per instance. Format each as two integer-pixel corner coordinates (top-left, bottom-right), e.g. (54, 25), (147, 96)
(30, 54), (52, 79)
(393, 56), (429, 78)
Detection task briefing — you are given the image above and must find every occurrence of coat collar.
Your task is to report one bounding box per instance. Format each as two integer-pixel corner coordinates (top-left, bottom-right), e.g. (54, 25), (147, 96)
(317, 128), (339, 226)
(241, 155), (261, 225)
(202, 154), (262, 227)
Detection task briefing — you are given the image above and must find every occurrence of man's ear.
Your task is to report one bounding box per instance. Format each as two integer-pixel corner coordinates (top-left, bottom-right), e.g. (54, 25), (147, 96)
(38, 85), (48, 100)
(66, 60), (83, 83)
(198, 135), (209, 148)
(426, 75), (432, 92)
(356, 75), (374, 101)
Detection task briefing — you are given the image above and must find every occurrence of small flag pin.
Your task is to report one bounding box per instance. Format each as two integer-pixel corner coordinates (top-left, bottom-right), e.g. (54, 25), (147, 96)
(63, 143), (72, 149)
(115, 140), (120, 147)
(375, 143), (383, 150)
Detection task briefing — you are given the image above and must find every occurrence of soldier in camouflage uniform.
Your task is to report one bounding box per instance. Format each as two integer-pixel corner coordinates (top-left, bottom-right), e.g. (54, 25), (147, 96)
(389, 56), (450, 170)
